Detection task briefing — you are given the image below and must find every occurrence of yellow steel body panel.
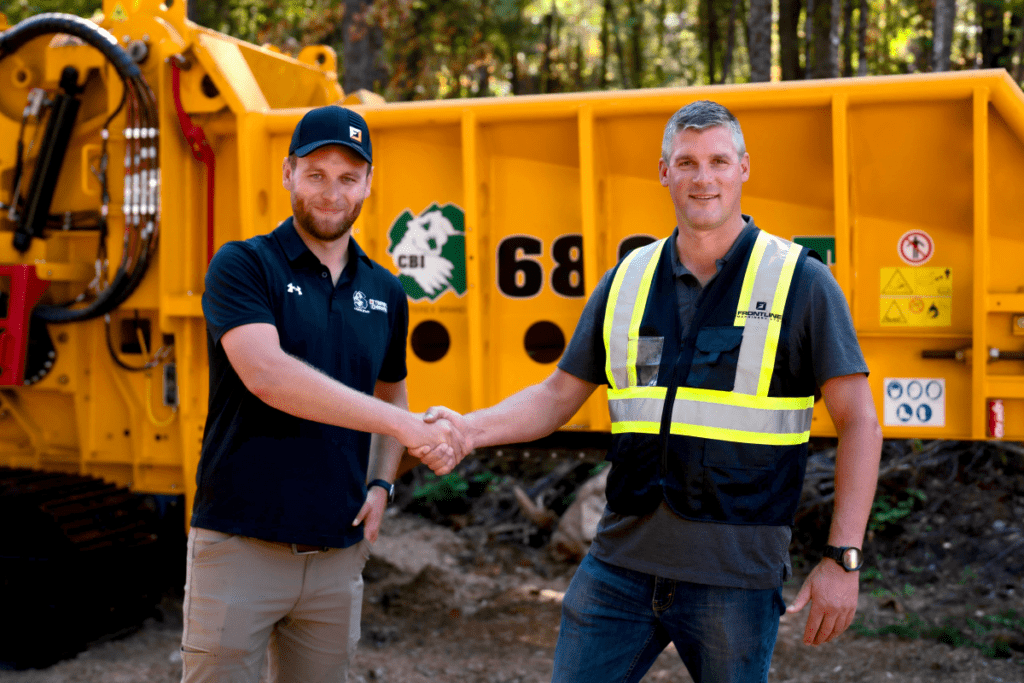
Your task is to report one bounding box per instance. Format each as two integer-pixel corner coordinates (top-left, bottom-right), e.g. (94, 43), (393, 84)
(1, 1), (1023, 520)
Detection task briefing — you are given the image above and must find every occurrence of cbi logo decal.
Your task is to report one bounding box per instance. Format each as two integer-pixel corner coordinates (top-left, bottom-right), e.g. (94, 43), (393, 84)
(387, 203), (467, 302)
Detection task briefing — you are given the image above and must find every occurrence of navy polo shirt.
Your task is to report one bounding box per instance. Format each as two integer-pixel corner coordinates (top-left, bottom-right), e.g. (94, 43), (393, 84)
(193, 217), (409, 548)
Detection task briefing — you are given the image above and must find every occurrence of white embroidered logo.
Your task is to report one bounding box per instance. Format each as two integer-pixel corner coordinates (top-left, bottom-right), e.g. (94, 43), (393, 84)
(369, 299), (387, 313)
(353, 291), (369, 313)
(287, 283), (302, 296)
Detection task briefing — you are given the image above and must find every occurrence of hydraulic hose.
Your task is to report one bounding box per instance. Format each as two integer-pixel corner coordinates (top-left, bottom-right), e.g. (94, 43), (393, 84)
(0, 13), (160, 323)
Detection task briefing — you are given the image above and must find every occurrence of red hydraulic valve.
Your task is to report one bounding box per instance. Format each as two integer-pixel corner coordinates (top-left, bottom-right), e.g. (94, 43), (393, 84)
(0, 265), (50, 386)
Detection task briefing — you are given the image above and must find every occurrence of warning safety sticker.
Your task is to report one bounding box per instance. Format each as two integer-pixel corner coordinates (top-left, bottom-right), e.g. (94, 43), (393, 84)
(883, 378), (946, 427)
(879, 267), (952, 326)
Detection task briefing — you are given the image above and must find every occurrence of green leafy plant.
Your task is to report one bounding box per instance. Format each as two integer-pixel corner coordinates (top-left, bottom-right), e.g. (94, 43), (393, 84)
(413, 472), (470, 502)
(869, 488), (927, 532)
(852, 609), (1024, 661)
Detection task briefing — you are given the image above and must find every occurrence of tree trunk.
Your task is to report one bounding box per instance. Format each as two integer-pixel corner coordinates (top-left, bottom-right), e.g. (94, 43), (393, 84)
(977, 0), (1005, 69)
(541, 7), (555, 93)
(612, 0), (630, 87)
(723, 0), (737, 81)
(342, 0), (388, 94)
(857, 0), (868, 75)
(810, 0), (837, 77)
(842, 0), (854, 76)
(748, 0), (772, 81)
(933, 0), (955, 70)
(600, 0), (612, 87)
(627, 0), (644, 87)
(780, 0), (803, 79)
(656, 0), (668, 83)
(827, 0), (841, 76)
(707, 0), (719, 84)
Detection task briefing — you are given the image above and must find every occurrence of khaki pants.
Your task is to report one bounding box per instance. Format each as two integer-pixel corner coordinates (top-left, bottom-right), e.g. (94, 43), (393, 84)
(181, 527), (371, 683)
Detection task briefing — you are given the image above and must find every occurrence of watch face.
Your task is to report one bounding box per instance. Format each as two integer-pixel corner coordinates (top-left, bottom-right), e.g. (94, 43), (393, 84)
(842, 547), (862, 570)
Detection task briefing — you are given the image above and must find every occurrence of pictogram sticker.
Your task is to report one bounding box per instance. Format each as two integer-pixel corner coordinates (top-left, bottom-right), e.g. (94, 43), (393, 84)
(879, 267), (952, 326)
(111, 3), (129, 20)
(898, 230), (934, 265)
(881, 270), (913, 295)
(883, 378), (945, 427)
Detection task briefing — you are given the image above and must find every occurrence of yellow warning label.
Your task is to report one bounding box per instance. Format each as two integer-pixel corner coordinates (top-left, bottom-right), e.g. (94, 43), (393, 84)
(111, 3), (128, 21)
(880, 267), (952, 326)
(881, 270), (913, 295)
(882, 302), (907, 324)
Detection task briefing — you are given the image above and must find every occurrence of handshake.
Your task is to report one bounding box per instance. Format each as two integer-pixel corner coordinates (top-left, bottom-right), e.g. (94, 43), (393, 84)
(400, 406), (471, 475)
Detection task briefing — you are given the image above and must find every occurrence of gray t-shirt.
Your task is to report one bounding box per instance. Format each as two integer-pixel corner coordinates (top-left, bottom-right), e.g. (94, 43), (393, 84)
(557, 218), (868, 589)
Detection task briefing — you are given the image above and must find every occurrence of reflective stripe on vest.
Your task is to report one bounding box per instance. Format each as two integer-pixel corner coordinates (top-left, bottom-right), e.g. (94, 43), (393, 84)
(604, 231), (812, 444)
(607, 386), (814, 445)
(604, 238), (668, 391)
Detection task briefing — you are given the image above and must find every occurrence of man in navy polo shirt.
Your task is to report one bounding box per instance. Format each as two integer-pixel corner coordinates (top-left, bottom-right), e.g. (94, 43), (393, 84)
(181, 106), (463, 683)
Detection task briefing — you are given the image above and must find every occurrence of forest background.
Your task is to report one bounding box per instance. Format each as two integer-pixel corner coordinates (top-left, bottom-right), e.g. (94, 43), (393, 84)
(2, 0), (1023, 101)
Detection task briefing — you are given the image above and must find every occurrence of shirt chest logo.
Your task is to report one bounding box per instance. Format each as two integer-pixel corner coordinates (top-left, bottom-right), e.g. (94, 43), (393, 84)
(287, 283), (303, 296)
(353, 290), (387, 314)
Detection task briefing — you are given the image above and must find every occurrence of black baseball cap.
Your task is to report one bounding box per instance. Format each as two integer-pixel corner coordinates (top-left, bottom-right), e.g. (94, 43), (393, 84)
(289, 106), (372, 164)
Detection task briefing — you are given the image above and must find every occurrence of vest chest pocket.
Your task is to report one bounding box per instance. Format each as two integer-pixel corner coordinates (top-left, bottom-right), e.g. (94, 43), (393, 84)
(633, 335), (664, 386)
(686, 326), (743, 390)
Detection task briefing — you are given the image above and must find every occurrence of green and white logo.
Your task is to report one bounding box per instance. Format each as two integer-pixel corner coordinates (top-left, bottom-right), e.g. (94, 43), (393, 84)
(387, 203), (467, 301)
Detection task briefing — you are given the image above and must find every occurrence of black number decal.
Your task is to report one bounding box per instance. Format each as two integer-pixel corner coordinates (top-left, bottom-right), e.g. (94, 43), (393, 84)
(497, 236), (543, 297)
(551, 234), (584, 297)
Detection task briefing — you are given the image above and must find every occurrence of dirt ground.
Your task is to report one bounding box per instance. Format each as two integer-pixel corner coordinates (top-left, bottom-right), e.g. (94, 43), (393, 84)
(0, 508), (1021, 683)
(2, 441), (1023, 682)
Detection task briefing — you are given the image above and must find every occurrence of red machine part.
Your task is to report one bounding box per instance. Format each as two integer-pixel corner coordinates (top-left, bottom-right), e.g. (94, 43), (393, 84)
(0, 265), (50, 386)
(169, 57), (215, 265)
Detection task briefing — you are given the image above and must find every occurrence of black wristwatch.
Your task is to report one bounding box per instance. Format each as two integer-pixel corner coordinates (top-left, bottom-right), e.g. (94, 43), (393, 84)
(368, 479), (395, 504)
(823, 544), (863, 572)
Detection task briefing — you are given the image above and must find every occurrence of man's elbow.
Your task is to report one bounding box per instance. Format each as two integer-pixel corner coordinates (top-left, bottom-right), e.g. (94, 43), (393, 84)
(234, 358), (286, 405)
(837, 408), (883, 450)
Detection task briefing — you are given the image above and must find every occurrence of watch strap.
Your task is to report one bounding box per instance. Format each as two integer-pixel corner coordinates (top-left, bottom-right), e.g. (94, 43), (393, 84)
(823, 544), (863, 571)
(367, 479), (394, 503)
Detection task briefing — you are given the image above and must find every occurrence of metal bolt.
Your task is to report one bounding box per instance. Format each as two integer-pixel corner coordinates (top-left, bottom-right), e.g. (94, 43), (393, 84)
(1016, 316), (1024, 329)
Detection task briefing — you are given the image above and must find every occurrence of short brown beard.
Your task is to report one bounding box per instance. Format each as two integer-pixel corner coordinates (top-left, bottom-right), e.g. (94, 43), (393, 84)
(292, 194), (363, 242)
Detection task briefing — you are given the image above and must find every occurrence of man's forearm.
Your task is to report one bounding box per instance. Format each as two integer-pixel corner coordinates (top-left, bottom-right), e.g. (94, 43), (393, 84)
(368, 381), (410, 483)
(829, 416), (883, 547)
(249, 349), (415, 443)
(464, 375), (594, 449)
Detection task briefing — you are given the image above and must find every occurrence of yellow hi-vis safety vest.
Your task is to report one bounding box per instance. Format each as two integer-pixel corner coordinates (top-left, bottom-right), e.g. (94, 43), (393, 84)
(603, 231), (815, 445)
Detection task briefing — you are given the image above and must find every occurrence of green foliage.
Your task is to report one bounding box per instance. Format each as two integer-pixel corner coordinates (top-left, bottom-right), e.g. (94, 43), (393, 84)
(412, 470), (499, 503)
(4, 0), (1022, 95)
(2, 0), (101, 23)
(959, 566), (979, 585)
(413, 472), (470, 502)
(869, 487), (926, 532)
(860, 566), (884, 582)
(853, 609), (1024, 661)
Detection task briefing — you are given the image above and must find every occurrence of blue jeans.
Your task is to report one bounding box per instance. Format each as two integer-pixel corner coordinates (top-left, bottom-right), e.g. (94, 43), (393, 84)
(551, 555), (785, 683)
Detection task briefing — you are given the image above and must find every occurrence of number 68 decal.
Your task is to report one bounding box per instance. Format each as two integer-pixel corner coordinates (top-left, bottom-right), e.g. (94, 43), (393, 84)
(495, 233), (658, 299)
(497, 234), (583, 299)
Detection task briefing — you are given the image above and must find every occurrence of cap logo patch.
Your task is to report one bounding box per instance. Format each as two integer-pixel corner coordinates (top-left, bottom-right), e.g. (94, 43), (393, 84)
(349, 126), (362, 143)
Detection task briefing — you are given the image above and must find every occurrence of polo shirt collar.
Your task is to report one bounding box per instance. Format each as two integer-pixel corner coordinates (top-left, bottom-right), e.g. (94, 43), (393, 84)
(669, 215), (756, 279)
(273, 216), (376, 271)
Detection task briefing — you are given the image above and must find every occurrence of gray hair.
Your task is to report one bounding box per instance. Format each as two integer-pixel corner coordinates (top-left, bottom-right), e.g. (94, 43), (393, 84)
(661, 100), (746, 162)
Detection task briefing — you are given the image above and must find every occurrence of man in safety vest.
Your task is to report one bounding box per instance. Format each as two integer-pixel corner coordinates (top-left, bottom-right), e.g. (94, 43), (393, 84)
(420, 99), (882, 683)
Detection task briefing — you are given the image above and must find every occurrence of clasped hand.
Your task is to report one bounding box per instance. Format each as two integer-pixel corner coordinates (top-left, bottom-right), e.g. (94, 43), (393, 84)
(403, 406), (471, 475)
